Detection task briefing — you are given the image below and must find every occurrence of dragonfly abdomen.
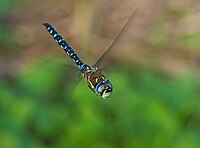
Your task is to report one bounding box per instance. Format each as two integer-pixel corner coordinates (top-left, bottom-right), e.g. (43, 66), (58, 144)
(43, 23), (84, 70)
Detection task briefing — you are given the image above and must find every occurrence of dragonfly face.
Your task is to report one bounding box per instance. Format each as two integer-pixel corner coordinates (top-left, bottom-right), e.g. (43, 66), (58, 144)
(80, 64), (112, 99)
(95, 80), (113, 99)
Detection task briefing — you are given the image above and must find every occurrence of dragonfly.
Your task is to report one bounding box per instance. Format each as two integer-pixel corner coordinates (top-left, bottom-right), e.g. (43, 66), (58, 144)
(43, 10), (137, 99)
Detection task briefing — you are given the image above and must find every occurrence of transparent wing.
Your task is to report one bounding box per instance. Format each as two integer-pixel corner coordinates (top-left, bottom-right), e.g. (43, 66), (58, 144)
(91, 9), (155, 71)
(91, 3), (200, 79)
(21, 52), (82, 101)
(32, 56), (78, 73)
(93, 9), (138, 68)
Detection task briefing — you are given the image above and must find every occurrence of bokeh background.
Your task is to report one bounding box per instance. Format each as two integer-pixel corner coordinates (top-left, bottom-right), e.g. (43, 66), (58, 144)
(1, 0), (200, 147)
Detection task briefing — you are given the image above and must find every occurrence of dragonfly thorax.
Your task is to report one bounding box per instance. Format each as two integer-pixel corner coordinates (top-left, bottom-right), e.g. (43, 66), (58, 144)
(80, 64), (112, 99)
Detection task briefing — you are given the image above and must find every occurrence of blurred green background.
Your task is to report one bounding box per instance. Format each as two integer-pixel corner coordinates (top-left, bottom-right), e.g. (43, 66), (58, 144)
(1, 0), (200, 147)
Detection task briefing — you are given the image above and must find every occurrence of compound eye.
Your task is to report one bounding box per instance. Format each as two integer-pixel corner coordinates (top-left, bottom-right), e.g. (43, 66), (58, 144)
(97, 84), (105, 93)
(95, 80), (113, 99)
(101, 81), (113, 99)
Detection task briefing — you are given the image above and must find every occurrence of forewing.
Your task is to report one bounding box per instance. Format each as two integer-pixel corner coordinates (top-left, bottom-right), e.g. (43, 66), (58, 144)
(93, 9), (138, 68)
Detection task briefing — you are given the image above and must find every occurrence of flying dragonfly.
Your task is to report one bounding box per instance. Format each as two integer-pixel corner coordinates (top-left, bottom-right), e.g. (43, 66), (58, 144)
(43, 10), (137, 99)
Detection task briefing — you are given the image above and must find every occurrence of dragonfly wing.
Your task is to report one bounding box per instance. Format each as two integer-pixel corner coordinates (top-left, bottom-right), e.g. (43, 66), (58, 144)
(93, 9), (138, 69)
(32, 56), (78, 73)
(32, 55), (82, 88)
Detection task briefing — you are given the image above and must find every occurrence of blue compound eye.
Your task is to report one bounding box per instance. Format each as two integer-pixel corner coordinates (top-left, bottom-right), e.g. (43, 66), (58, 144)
(95, 80), (113, 99)
(97, 84), (105, 93)
(101, 81), (112, 99)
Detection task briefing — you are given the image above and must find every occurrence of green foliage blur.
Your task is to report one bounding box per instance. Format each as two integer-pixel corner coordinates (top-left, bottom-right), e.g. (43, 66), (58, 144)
(1, 0), (200, 148)
(1, 60), (200, 148)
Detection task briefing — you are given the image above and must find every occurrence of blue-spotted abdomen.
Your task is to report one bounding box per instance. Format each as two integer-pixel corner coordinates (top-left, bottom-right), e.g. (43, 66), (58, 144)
(43, 23), (84, 70)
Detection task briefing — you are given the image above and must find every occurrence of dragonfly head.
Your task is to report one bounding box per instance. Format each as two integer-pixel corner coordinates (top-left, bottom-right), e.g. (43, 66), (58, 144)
(95, 80), (113, 99)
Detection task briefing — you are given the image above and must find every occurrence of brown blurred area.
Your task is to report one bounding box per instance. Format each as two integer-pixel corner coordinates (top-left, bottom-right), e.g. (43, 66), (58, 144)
(1, 0), (200, 78)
